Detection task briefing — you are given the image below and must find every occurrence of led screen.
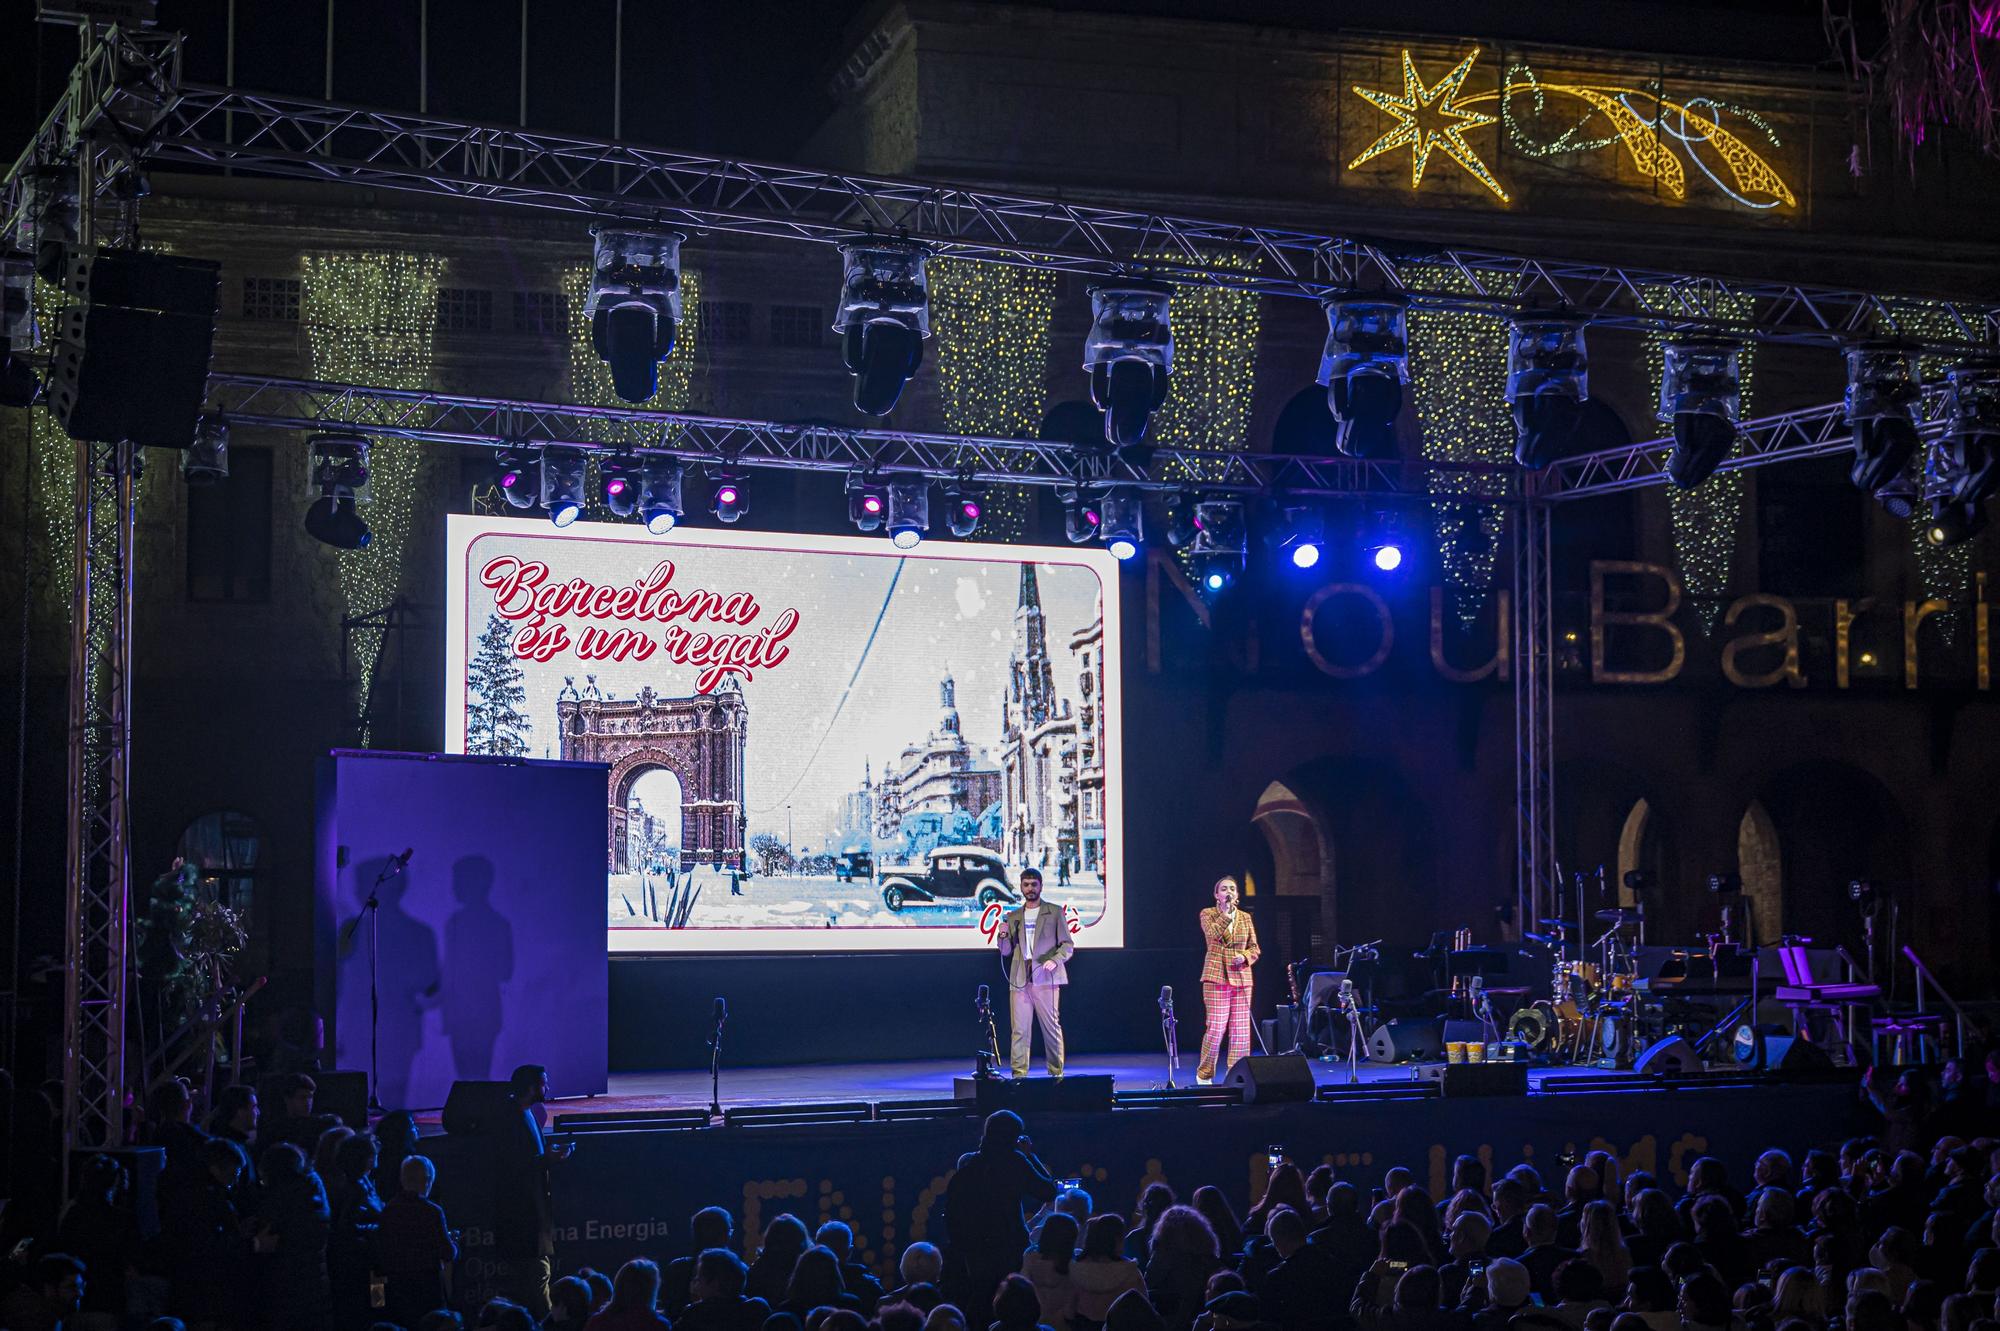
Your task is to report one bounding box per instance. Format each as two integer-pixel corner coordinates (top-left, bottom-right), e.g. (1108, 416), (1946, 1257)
(445, 515), (1123, 953)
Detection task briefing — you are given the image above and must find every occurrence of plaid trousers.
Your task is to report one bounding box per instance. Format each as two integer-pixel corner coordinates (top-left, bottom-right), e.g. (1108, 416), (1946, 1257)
(1199, 980), (1253, 1081)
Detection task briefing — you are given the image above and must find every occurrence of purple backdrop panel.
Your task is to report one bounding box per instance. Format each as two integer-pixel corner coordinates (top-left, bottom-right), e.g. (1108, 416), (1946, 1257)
(314, 751), (608, 1109)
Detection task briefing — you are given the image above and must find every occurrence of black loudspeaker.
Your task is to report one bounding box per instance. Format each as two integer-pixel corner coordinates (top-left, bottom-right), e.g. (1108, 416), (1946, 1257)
(962, 1074), (1115, 1114)
(314, 1070), (370, 1128)
(1367, 1018), (1442, 1064)
(45, 247), (219, 447)
(73, 1147), (165, 1238)
(1223, 1055), (1316, 1104)
(1763, 1034), (1833, 1072)
(442, 1080), (517, 1135)
(1634, 1035), (1701, 1075)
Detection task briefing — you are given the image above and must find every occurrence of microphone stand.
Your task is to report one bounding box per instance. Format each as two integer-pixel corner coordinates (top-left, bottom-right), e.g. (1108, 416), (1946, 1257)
(708, 1006), (726, 1119)
(1159, 990), (1180, 1089)
(974, 987), (1002, 1079)
(340, 853), (409, 1115)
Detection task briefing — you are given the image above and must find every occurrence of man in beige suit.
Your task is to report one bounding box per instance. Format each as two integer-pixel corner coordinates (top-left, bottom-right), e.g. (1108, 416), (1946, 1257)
(996, 867), (1072, 1078)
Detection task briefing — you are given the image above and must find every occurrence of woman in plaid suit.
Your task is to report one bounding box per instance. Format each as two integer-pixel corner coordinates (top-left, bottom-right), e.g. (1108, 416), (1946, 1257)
(1196, 876), (1260, 1085)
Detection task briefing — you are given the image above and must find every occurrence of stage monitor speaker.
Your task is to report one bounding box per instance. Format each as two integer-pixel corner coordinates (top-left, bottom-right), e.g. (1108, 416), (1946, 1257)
(1224, 1054), (1316, 1104)
(442, 1080), (517, 1135)
(1762, 1033), (1832, 1072)
(1634, 1035), (1700, 1076)
(962, 1074), (1115, 1114)
(45, 247), (219, 447)
(1439, 1061), (1528, 1097)
(313, 1070), (370, 1128)
(1367, 1018), (1442, 1065)
(72, 1146), (165, 1237)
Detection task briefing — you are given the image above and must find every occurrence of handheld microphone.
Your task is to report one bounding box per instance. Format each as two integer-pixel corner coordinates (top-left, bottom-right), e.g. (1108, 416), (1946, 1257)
(712, 996), (728, 1027)
(390, 848), (415, 872)
(1158, 984), (1173, 1015)
(976, 983), (990, 1016)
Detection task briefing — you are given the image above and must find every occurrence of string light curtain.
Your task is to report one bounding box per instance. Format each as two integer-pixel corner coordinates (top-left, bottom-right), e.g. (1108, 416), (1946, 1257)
(1641, 285), (1757, 633)
(929, 257), (1057, 542)
(1147, 253), (1262, 486)
(301, 250), (446, 742)
(1406, 265), (1516, 609)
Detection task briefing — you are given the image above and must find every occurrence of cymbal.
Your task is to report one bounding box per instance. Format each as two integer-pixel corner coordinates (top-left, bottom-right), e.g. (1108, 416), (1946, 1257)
(1521, 932), (1554, 946)
(1595, 908), (1642, 924)
(1537, 918), (1573, 929)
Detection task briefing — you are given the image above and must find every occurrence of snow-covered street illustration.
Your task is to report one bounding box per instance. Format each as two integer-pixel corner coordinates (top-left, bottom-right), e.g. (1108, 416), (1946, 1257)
(445, 516), (1124, 953)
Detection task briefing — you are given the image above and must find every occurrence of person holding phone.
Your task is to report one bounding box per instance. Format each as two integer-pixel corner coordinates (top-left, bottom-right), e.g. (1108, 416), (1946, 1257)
(1196, 877), (1261, 1085)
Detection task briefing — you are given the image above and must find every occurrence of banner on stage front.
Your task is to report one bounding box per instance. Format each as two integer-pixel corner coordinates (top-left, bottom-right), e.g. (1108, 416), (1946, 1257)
(445, 515), (1124, 953)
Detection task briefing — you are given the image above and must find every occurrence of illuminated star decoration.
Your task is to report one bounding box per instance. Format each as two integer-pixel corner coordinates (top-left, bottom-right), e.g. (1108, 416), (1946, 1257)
(1349, 48), (1512, 203)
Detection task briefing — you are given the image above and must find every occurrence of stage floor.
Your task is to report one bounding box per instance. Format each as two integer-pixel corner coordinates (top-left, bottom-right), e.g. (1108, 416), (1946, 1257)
(540, 1051), (1588, 1118)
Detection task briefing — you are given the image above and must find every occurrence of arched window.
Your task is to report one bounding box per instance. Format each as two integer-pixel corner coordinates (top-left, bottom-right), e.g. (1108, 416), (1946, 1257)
(176, 810), (265, 917)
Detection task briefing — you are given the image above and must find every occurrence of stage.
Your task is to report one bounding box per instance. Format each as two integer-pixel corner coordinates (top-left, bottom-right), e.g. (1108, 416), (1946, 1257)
(535, 1051), (1619, 1119)
(417, 1046), (1869, 1306)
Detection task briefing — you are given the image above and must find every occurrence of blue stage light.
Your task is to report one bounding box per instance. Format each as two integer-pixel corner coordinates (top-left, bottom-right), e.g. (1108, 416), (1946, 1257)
(1371, 542), (1403, 571)
(1290, 542), (1321, 570)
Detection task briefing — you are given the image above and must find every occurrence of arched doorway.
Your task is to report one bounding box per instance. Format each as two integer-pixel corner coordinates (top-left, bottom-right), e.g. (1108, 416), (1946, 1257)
(624, 768), (685, 876)
(1752, 761), (1912, 961)
(1737, 800), (1782, 944)
(1252, 778), (1332, 938)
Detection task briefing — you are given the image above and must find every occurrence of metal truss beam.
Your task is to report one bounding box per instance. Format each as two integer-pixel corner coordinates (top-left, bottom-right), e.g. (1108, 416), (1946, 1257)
(138, 85), (2000, 353)
(1535, 390), (1950, 501)
(0, 25), (181, 248)
(63, 439), (137, 1156)
(205, 373), (1522, 503)
(1512, 502), (1555, 936)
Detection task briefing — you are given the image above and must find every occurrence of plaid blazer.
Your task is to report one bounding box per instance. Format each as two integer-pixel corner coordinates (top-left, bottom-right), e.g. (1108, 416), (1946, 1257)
(1199, 906), (1259, 988)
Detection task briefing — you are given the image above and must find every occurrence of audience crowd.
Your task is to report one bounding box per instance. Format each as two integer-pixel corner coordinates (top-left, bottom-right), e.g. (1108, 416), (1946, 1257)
(6, 1056), (2000, 1331)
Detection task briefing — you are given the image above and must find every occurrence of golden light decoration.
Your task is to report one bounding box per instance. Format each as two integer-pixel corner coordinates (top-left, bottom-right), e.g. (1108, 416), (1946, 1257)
(1640, 285), (1758, 633)
(302, 250), (446, 744)
(1347, 50), (1797, 211)
(929, 257), (1058, 543)
(1349, 48), (1511, 203)
(1406, 264), (1515, 606)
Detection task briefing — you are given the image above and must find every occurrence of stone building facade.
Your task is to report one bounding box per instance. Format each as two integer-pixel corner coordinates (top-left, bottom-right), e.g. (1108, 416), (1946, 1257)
(3, 0), (1999, 1033)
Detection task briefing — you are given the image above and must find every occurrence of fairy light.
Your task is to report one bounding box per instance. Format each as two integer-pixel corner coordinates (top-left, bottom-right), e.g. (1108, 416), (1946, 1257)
(302, 250), (446, 743)
(1406, 264), (1515, 609)
(1640, 285), (1757, 633)
(1147, 251), (1262, 483)
(930, 257), (1056, 542)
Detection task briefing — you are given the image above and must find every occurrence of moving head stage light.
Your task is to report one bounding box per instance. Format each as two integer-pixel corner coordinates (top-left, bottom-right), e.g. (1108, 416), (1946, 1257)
(586, 227), (684, 404)
(1085, 281), (1174, 458)
(1660, 337), (1743, 488)
(1845, 341), (1922, 496)
(1318, 296), (1408, 459)
(837, 241), (931, 416)
(305, 433), (372, 549)
(1506, 315), (1590, 469)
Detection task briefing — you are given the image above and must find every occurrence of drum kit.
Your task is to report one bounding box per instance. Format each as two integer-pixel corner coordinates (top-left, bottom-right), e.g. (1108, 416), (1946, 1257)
(1506, 906), (1649, 1066)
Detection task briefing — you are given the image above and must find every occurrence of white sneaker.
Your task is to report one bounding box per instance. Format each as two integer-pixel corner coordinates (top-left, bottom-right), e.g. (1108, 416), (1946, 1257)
(1195, 1075), (1213, 1087)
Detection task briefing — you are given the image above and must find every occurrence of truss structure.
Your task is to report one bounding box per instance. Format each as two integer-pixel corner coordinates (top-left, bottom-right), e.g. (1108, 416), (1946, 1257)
(5, 27), (1996, 1175)
(1533, 392), (1949, 500)
(125, 86), (2000, 353)
(1512, 503), (1556, 931)
(207, 373), (1521, 502)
